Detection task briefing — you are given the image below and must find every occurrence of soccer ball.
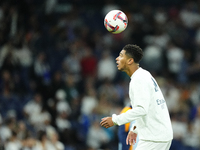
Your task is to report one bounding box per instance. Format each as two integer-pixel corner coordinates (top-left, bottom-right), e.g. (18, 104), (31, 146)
(104, 10), (128, 34)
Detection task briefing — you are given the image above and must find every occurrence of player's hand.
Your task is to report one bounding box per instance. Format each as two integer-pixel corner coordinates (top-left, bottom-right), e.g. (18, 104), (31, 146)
(126, 131), (137, 145)
(100, 117), (115, 128)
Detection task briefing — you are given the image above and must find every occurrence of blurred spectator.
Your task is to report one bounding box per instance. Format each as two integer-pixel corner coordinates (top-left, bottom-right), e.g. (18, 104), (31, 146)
(0, 116), (17, 144)
(36, 130), (57, 150)
(97, 50), (117, 81)
(63, 74), (79, 105)
(55, 89), (71, 115)
(81, 88), (98, 116)
(86, 120), (110, 150)
(183, 122), (200, 150)
(141, 44), (164, 74)
(98, 79), (120, 104)
(45, 0), (57, 15)
(47, 70), (65, 99)
(154, 7), (168, 25)
(170, 113), (188, 150)
(0, 83), (21, 118)
(33, 52), (51, 86)
(17, 121), (29, 141)
(160, 78), (180, 113)
(0, 119), (12, 143)
(0, 41), (19, 74)
(102, 0), (120, 16)
(0, 70), (15, 93)
(23, 93), (43, 128)
(187, 50), (200, 81)
(166, 42), (184, 79)
(14, 41), (33, 90)
(48, 131), (65, 150)
(80, 46), (97, 78)
(63, 46), (82, 83)
(179, 2), (200, 29)
(5, 130), (22, 150)
(55, 111), (71, 132)
(144, 27), (170, 49)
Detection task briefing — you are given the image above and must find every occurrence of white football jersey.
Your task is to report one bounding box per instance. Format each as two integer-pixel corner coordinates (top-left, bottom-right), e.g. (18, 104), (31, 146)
(113, 67), (173, 142)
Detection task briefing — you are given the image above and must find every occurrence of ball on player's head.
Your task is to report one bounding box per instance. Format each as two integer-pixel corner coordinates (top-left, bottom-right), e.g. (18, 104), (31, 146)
(104, 10), (128, 34)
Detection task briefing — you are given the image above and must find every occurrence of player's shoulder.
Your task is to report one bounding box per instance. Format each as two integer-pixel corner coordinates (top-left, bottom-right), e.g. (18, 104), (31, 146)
(134, 67), (152, 79)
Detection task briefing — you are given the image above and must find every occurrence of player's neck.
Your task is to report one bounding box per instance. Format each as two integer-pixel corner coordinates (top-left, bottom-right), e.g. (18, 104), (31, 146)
(127, 64), (139, 77)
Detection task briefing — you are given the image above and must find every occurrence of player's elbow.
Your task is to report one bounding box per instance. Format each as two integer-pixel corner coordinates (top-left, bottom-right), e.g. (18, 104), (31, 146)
(137, 105), (147, 116)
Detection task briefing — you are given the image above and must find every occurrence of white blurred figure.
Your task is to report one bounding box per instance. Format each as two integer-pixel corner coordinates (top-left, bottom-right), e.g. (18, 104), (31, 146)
(189, 83), (200, 106)
(55, 89), (71, 132)
(32, 107), (52, 131)
(13, 43), (32, 68)
(166, 42), (184, 78)
(63, 44), (82, 83)
(171, 114), (187, 142)
(86, 121), (110, 149)
(20, 136), (36, 150)
(0, 121), (12, 143)
(193, 107), (200, 147)
(5, 131), (22, 150)
(45, 0), (57, 15)
(154, 7), (168, 25)
(55, 89), (71, 115)
(81, 88), (98, 116)
(35, 131), (56, 150)
(0, 111), (17, 144)
(142, 44), (163, 73)
(179, 2), (200, 29)
(182, 122), (200, 149)
(56, 111), (71, 132)
(102, 0), (120, 16)
(159, 79), (180, 113)
(23, 93), (42, 126)
(17, 121), (28, 141)
(144, 28), (170, 49)
(42, 115), (57, 143)
(0, 42), (18, 69)
(97, 51), (117, 81)
(49, 131), (65, 150)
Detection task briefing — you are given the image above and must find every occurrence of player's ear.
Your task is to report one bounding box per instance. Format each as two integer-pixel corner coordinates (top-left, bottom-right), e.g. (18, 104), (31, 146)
(127, 58), (134, 64)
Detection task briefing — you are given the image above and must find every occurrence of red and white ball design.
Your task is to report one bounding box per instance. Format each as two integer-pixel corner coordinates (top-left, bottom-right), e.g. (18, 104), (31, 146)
(104, 10), (128, 34)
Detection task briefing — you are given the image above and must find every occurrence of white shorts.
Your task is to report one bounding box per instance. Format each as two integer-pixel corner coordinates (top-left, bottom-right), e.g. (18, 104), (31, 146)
(135, 140), (172, 150)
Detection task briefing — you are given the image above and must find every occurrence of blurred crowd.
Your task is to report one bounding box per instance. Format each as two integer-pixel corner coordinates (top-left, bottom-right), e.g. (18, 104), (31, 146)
(0, 0), (200, 150)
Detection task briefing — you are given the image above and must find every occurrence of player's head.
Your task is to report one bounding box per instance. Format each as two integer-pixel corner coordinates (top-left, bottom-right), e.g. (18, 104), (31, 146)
(116, 44), (143, 73)
(123, 44), (143, 63)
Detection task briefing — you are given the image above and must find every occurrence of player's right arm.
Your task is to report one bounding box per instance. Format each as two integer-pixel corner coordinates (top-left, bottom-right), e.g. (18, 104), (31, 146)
(112, 106), (146, 126)
(112, 75), (151, 126)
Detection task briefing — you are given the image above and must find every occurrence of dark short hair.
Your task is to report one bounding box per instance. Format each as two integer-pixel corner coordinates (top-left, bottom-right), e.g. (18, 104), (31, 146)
(123, 44), (143, 63)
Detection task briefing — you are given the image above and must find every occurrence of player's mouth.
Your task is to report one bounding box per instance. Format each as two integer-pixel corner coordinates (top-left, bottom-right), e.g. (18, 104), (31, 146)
(116, 62), (119, 67)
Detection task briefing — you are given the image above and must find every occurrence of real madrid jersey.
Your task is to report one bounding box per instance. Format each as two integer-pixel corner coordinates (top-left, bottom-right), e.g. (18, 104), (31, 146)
(112, 67), (173, 142)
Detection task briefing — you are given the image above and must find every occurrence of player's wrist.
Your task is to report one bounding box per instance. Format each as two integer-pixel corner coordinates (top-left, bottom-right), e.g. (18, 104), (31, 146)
(130, 125), (138, 134)
(112, 114), (118, 125)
